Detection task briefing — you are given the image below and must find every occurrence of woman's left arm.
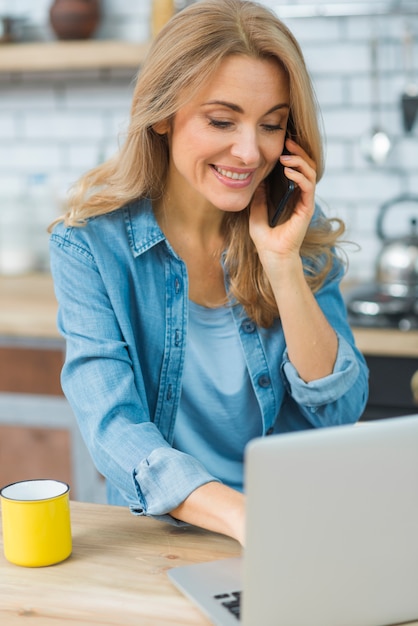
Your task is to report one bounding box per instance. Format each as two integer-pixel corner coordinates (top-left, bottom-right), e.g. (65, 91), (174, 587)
(250, 138), (339, 383)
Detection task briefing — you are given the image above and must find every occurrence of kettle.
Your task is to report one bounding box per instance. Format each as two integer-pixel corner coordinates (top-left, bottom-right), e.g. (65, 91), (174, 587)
(375, 194), (418, 296)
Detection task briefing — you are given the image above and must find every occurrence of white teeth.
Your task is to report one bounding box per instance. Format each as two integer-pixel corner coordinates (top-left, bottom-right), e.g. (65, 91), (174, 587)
(214, 166), (251, 180)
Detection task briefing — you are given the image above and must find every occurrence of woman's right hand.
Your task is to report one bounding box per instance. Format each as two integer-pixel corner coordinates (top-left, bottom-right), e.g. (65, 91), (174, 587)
(170, 481), (246, 546)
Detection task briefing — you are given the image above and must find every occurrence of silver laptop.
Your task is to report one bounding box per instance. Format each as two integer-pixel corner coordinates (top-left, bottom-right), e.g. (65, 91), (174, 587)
(168, 415), (418, 626)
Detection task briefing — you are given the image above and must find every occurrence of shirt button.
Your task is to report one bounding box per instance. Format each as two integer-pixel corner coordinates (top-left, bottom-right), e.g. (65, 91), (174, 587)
(266, 427), (274, 435)
(258, 375), (271, 388)
(242, 320), (256, 333)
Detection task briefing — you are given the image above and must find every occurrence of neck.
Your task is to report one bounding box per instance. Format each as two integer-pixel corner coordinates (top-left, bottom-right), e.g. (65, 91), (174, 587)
(153, 187), (228, 308)
(154, 192), (225, 252)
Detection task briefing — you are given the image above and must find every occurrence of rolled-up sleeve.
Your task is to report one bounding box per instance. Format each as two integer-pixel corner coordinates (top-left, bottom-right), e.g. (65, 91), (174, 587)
(130, 446), (219, 523)
(281, 330), (368, 428)
(282, 333), (358, 405)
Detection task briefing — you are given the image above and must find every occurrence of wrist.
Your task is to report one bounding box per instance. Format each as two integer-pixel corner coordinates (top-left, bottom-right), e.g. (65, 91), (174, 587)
(264, 253), (305, 294)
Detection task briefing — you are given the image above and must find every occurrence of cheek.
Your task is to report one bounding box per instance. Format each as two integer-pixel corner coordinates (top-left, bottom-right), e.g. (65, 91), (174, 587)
(171, 129), (218, 171)
(266, 145), (284, 171)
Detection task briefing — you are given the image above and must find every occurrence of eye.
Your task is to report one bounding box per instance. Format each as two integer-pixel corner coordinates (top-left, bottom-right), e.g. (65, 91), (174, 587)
(262, 124), (284, 133)
(208, 118), (233, 129)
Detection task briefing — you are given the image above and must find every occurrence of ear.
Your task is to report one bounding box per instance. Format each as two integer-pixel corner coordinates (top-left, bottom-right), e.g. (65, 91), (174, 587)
(153, 119), (170, 135)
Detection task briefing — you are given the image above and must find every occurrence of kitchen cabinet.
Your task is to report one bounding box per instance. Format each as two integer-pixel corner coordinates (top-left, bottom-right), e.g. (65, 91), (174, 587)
(0, 340), (63, 396)
(0, 274), (104, 502)
(0, 336), (68, 486)
(361, 354), (418, 419)
(353, 328), (418, 421)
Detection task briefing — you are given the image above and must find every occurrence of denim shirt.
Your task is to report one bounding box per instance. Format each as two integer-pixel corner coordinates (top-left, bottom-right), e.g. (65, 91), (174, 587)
(50, 198), (368, 522)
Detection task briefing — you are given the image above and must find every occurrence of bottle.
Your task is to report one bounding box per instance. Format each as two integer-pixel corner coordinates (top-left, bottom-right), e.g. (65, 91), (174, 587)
(26, 173), (59, 272)
(0, 191), (35, 275)
(152, 0), (174, 37)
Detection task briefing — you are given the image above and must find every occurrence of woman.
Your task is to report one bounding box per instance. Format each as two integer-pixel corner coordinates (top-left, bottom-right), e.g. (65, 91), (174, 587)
(50, 0), (368, 546)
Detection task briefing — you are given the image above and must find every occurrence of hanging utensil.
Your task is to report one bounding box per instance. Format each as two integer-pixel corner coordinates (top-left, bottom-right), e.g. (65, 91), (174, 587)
(361, 36), (392, 165)
(401, 26), (418, 133)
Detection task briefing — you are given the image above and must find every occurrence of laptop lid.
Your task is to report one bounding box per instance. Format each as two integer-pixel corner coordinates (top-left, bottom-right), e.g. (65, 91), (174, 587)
(242, 415), (418, 626)
(168, 415), (418, 626)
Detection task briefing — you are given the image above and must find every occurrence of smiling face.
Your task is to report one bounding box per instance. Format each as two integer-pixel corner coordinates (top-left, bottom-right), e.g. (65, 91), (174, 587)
(156, 54), (290, 216)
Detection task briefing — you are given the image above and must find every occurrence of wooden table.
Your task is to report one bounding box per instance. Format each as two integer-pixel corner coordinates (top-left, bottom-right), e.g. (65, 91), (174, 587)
(1, 501), (418, 625)
(0, 501), (241, 625)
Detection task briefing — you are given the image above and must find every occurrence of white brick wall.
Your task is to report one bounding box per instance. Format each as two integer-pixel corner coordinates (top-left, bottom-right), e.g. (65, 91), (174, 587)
(0, 0), (417, 283)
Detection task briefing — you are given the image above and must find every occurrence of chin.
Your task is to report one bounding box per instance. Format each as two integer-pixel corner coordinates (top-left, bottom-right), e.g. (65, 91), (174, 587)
(211, 196), (251, 214)
(226, 205), (249, 215)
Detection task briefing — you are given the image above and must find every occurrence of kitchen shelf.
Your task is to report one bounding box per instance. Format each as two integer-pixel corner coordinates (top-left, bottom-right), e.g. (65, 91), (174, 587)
(0, 39), (150, 73)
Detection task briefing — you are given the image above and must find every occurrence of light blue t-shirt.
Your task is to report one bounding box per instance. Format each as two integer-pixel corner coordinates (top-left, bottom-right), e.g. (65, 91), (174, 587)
(173, 300), (263, 491)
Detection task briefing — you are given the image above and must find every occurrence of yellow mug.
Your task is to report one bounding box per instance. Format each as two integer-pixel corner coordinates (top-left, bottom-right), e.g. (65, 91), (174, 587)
(0, 479), (72, 567)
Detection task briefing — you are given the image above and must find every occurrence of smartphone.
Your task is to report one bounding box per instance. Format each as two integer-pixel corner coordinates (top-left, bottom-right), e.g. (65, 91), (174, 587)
(267, 153), (296, 228)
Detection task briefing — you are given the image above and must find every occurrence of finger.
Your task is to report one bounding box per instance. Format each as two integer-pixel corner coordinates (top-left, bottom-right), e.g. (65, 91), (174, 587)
(285, 138), (316, 172)
(283, 167), (316, 193)
(280, 154), (316, 184)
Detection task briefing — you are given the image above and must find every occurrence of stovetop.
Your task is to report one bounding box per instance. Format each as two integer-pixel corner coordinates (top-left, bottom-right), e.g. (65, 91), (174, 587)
(345, 283), (418, 331)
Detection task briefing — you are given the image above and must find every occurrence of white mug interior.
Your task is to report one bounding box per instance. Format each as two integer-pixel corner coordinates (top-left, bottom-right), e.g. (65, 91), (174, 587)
(0, 479), (69, 502)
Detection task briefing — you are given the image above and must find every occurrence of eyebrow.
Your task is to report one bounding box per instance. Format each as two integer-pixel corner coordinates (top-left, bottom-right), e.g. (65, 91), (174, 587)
(202, 100), (290, 115)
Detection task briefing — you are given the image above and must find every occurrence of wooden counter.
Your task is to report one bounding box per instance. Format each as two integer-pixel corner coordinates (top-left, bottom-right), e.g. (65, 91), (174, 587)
(0, 274), (63, 394)
(0, 273), (59, 340)
(353, 326), (418, 358)
(0, 500), (241, 625)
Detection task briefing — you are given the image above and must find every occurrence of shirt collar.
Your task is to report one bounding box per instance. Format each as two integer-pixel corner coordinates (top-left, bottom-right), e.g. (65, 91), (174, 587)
(123, 197), (167, 257)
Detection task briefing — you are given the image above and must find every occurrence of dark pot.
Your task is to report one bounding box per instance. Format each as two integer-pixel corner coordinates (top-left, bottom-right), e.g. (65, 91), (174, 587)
(49, 0), (101, 40)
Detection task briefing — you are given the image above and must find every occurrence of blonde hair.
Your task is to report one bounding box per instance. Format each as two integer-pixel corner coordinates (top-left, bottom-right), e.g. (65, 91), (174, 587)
(58, 0), (345, 327)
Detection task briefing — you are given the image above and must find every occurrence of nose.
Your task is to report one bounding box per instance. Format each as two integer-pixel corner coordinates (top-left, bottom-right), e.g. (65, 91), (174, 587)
(230, 127), (260, 165)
